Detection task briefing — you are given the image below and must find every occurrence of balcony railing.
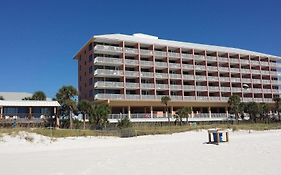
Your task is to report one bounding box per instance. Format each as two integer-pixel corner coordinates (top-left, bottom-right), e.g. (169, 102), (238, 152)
(95, 94), (124, 100)
(125, 59), (138, 65)
(140, 60), (153, 67)
(140, 49), (153, 56)
(141, 72), (154, 78)
(141, 83), (154, 89)
(142, 95), (156, 99)
(126, 94), (140, 99)
(94, 81), (123, 88)
(94, 45), (123, 53)
(230, 68), (240, 72)
(207, 66), (218, 71)
(195, 65), (205, 71)
(209, 97), (220, 101)
(168, 52), (180, 58)
(184, 85), (195, 91)
(197, 96), (209, 100)
(219, 67), (229, 72)
(230, 58), (239, 64)
(171, 96), (182, 100)
(126, 83), (139, 89)
(219, 57), (228, 62)
(232, 87), (241, 92)
(125, 71), (139, 77)
(94, 57), (122, 65)
(170, 74), (182, 79)
(155, 61), (167, 67)
(181, 53), (193, 60)
(194, 55), (205, 61)
(242, 78), (251, 83)
(262, 80), (271, 84)
(231, 78), (241, 83)
(221, 87), (231, 91)
(252, 79), (261, 83)
(94, 69), (123, 77)
(124, 48), (138, 54)
(196, 86), (208, 91)
(184, 96), (195, 100)
(251, 60), (260, 65)
(170, 84), (182, 90)
(263, 89), (272, 93)
(208, 76), (219, 81)
(209, 86), (219, 91)
(154, 51), (166, 57)
(220, 77), (230, 82)
(240, 59), (249, 64)
(240, 69), (250, 73)
(183, 74), (194, 80)
(155, 73), (168, 79)
(169, 63), (181, 69)
(252, 69), (261, 74)
(156, 84), (169, 89)
(206, 56), (217, 62)
(196, 75), (207, 81)
(182, 64), (193, 70)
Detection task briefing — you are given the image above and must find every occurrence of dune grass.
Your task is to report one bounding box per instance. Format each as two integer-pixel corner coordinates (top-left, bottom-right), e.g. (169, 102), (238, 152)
(0, 122), (281, 138)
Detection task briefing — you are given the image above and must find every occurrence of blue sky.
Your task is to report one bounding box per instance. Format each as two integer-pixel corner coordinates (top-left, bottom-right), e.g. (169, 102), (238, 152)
(0, 0), (280, 98)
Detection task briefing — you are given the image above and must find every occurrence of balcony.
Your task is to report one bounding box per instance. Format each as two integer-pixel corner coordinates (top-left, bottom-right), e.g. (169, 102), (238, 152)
(196, 75), (207, 81)
(126, 94), (140, 99)
(170, 84), (182, 90)
(206, 56), (217, 62)
(140, 49), (153, 56)
(184, 96), (195, 100)
(197, 96), (209, 100)
(218, 57), (228, 62)
(156, 84), (168, 89)
(142, 95), (156, 99)
(182, 64), (193, 70)
(125, 59), (138, 65)
(252, 79), (261, 84)
(209, 97), (220, 101)
(194, 55), (205, 61)
(196, 85), (208, 91)
(242, 78), (251, 83)
(94, 81), (123, 89)
(240, 59), (249, 64)
(219, 67), (229, 72)
(181, 53), (193, 60)
(252, 69), (261, 74)
(260, 70), (269, 75)
(141, 83), (154, 89)
(220, 87), (231, 92)
(231, 78), (241, 83)
(124, 48), (138, 54)
(169, 63), (181, 69)
(184, 85), (195, 91)
(94, 69), (123, 77)
(141, 72), (154, 78)
(94, 57), (122, 65)
(195, 65), (206, 71)
(154, 51), (166, 57)
(262, 80), (271, 84)
(171, 96), (182, 100)
(95, 93), (124, 100)
(230, 68), (240, 72)
(251, 60), (260, 65)
(155, 73), (168, 79)
(208, 76), (219, 81)
(155, 61), (167, 67)
(140, 60), (153, 67)
(183, 74), (194, 80)
(263, 89), (272, 93)
(230, 58), (239, 64)
(240, 69), (250, 74)
(207, 66), (218, 71)
(126, 83), (139, 89)
(220, 77), (230, 82)
(232, 87), (241, 92)
(209, 86), (219, 91)
(168, 52), (180, 58)
(125, 71), (139, 77)
(170, 74), (182, 79)
(94, 45), (123, 54)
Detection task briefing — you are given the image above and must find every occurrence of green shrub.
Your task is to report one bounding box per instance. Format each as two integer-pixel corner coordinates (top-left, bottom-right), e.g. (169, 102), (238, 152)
(119, 128), (136, 138)
(117, 116), (132, 129)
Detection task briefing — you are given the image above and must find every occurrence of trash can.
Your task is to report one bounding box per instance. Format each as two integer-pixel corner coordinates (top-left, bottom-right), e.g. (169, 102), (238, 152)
(213, 132), (223, 142)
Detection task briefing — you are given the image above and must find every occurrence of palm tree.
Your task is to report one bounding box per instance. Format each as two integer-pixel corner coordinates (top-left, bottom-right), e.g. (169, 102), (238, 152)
(259, 103), (270, 123)
(273, 96), (281, 121)
(161, 96), (171, 123)
(90, 104), (111, 129)
(244, 102), (260, 123)
(32, 91), (46, 100)
(0, 96), (4, 100)
(55, 85), (78, 129)
(77, 100), (92, 129)
(228, 95), (241, 123)
(174, 107), (192, 125)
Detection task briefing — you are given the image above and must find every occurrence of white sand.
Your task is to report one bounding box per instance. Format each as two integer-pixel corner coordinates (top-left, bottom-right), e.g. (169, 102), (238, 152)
(0, 130), (281, 175)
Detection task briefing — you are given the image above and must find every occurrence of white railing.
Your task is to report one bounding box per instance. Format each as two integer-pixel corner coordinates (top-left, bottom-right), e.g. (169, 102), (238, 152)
(140, 49), (153, 55)
(126, 94), (140, 99)
(196, 86), (207, 91)
(221, 87), (231, 91)
(141, 83), (154, 89)
(154, 51), (166, 57)
(126, 83), (139, 89)
(170, 74), (182, 79)
(171, 96), (182, 100)
(94, 69), (123, 77)
(206, 56), (217, 62)
(262, 89), (272, 93)
(94, 57), (122, 65)
(208, 76), (219, 81)
(219, 57), (228, 62)
(94, 45), (123, 53)
(184, 96), (195, 100)
(220, 77), (230, 82)
(240, 69), (250, 73)
(95, 94), (124, 100)
(209, 86), (219, 91)
(260, 70), (269, 75)
(230, 58), (239, 63)
(94, 81), (123, 88)
(242, 78), (252, 83)
(194, 55), (205, 61)
(182, 64), (193, 70)
(230, 68), (240, 72)
(155, 61), (167, 67)
(183, 75), (194, 80)
(182, 53), (193, 60)
(219, 67), (229, 72)
(125, 71), (139, 77)
(251, 60), (260, 65)
(169, 63), (181, 69)
(124, 48), (138, 54)
(209, 97), (220, 101)
(252, 79), (261, 83)
(125, 59), (138, 65)
(196, 75), (207, 81)
(142, 95), (156, 99)
(194, 113), (209, 118)
(231, 78), (241, 82)
(184, 85), (195, 91)
(262, 80), (271, 84)
(197, 96), (209, 100)
(207, 66), (218, 71)
(140, 60), (153, 67)
(170, 84), (182, 90)
(195, 65), (206, 71)
(240, 59), (249, 64)
(232, 87), (241, 92)
(252, 69), (261, 74)
(156, 84), (169, 89)
(168, 52), (180, 58)
(155, 73), (168, 79)
(141, 72), (154, 78)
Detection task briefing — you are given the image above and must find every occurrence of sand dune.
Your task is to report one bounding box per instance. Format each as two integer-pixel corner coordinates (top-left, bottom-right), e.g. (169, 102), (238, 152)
(0, 130), (281, 175)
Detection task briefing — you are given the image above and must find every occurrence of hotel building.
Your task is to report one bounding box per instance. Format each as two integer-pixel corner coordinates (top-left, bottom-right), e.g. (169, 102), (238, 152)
(74, 33), (280, 121)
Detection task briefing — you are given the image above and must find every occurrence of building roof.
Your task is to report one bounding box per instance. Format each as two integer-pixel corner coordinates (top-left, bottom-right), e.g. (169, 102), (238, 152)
(0, 100), (60, 107)
(74, 33), (281, 60)
(0, 92), (33, 101)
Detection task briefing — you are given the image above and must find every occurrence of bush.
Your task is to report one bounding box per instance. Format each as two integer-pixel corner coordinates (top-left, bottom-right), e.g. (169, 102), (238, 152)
(117, 116), (132, 129)
(119, 128), (136, 138)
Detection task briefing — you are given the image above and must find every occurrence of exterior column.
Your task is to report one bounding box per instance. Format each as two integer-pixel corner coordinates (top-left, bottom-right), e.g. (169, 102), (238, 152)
(225, 107), (229, 118)
(170, 106), (173, 118)
(54, 107), (60, 128)
(128, 106), (131, 119)
(209, 107), (212, 118)
(28, 107), (32, 119)
(150, 106), (153, 118)
(191, 107), (194, 118)
(0, 106), (3, 120)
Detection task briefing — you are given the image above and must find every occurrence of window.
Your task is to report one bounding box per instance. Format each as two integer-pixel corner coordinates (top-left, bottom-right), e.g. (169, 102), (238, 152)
(89, 66), (93, 74)
(89, 78), (93, 85)
(88, 54), (93, 62)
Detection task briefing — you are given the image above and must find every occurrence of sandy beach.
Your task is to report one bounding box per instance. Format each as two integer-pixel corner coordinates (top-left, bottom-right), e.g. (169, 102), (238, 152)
(0, 130), (281, 175)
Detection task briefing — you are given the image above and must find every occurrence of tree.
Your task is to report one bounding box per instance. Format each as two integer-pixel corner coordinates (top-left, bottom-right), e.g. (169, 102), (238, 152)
(174, 107), (192, 125)
(0, 96), (4, 100)
(22, 91), (46, 101)
(244, 102), (260, 122)
(273, 96), (281, 121)
(89, 104), (111, 129)
(161, 96), (171, 123)
(228, 95), (241, 123)
(55, 86), (78, 129)
(259, 103), (270, 123)
(77, 100), (92, 129)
